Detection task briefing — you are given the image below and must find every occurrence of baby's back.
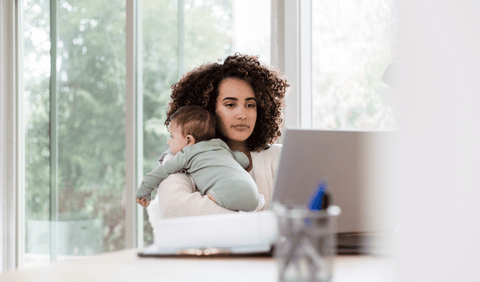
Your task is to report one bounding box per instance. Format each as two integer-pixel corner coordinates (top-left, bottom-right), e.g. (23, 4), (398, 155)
(183, 139), (258, 211)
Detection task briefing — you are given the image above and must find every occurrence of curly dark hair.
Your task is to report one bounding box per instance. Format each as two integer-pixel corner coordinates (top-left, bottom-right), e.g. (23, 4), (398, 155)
(165, 53), (289, 151)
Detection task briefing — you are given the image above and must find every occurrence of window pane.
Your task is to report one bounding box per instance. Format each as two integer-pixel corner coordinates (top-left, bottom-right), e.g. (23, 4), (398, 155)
(23, 0), (51, 268)
(23, 0), (127, 268)
(312, 0), (397, 130)
(141, 0), (271, 245)
(55, 0), (126, 254)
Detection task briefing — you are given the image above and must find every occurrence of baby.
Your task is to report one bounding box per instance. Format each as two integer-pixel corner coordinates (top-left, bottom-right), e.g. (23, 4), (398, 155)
(135, 105), (264, 212)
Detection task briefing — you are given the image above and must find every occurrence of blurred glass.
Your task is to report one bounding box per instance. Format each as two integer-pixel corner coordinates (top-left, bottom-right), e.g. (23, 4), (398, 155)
(22, 0), (271, 264)
(55, 0), (127, 255)
(141, 0), (271, 245)
(312, 0), (398, 130)
(274, 205), (340, 282)
(23, 0), (127, 268)
(23, 0), (51, 268)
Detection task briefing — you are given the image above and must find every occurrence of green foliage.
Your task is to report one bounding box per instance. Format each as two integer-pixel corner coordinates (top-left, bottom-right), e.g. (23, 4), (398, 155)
(140, 0), (233, 245)
(24, 0), (235, 253)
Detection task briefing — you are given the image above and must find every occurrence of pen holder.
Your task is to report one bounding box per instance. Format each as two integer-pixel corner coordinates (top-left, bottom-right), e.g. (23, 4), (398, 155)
(273, 204), (341, 282)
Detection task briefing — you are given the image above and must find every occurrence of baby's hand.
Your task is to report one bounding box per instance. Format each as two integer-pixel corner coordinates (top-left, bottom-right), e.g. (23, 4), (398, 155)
(135, 197), (150, 207)
(206, 193), (217, 204)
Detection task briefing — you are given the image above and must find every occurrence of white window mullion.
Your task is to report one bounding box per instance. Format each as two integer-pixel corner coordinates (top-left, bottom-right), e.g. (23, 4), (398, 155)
(283, 0), (299, 129)
(1, 0), (21, 272)
(271, 0), (312, 130)
(135, 0), (144, 249)
(271, 0), (284, 71)
(125, 0), (138, 249)
(178, 0), (185, 78)
(299, 0), (312, 129)
(16, 0), (25, 270)
(49, 0), (59, 263)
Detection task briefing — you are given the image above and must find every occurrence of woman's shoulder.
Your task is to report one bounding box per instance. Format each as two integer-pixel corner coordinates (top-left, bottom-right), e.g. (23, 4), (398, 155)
(268, 143), (282, 155)
(253, 143), (282, 158)
(251, 144), (282, 177)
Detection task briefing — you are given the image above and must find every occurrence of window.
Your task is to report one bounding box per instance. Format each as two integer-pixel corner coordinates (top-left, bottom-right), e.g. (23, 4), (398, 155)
(140, 0), (271, 245)
(312, 0), (397, 130)
(20, 0), (271, 268)
(8, 0), (396, 271)
(23, 0), (127, 267)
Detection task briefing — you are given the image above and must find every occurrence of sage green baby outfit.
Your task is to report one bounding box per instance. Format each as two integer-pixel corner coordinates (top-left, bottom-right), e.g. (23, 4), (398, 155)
(136, 139), (261, 212)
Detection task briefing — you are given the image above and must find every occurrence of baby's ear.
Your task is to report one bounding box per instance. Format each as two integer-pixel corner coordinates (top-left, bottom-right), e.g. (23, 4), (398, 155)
(186, 135), (196, 145)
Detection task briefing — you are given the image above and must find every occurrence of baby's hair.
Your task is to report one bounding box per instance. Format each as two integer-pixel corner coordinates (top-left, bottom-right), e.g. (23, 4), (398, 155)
(170, 105), (216, 143)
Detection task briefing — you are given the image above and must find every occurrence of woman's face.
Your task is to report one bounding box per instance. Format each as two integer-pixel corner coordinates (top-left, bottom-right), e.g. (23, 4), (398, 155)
(215, 78), (257, 144)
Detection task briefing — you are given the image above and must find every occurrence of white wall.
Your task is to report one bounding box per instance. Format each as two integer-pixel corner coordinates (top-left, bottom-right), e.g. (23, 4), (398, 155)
(394, 0), (480, 280)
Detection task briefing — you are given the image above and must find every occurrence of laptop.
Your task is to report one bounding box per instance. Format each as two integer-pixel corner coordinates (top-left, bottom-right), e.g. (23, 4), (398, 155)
(138, 128), (392, 257)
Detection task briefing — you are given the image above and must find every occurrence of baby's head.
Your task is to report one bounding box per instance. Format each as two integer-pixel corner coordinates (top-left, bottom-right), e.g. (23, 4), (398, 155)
(167, 105), (216, 154)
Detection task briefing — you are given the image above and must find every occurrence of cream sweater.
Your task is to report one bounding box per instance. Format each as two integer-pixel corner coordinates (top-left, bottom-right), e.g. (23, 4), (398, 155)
(147, 144), (282, 222)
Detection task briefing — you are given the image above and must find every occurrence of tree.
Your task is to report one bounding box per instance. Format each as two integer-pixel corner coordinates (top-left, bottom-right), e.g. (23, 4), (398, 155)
(24, 0), (235, 254)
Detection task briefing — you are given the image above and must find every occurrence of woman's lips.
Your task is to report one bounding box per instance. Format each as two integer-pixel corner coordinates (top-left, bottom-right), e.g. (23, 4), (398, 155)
(232, 124), (249, 131)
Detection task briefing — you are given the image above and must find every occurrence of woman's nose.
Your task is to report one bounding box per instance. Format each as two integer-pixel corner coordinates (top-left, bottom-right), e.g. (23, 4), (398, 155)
(237, 107), (247, 120)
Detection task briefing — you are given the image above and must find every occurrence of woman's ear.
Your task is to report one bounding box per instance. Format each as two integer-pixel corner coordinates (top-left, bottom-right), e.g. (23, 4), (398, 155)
(186, 135), (196, 145)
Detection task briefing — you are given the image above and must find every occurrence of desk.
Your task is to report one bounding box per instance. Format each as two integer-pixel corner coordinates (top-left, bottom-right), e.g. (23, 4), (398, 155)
(0, 249), (395, 282)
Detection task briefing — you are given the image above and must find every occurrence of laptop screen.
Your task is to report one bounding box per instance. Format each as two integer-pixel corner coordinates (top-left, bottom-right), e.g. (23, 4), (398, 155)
(271, 128), (393, 233)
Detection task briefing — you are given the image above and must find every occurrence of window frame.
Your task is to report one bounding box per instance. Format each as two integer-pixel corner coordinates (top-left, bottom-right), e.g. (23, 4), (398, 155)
(271, 0), (313, 130)
(1, 0), (24, 272)
(1, 0), (310, 271)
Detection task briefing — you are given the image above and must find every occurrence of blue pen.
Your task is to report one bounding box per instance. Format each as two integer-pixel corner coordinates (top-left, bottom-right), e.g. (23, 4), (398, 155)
(307, 180), (329, 211)
(305, 180), (331, 228)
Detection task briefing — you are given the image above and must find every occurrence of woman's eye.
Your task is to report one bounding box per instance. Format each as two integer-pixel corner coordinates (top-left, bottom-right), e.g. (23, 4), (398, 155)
(247, 104), (256, 108)
(226, 103), (235, 108)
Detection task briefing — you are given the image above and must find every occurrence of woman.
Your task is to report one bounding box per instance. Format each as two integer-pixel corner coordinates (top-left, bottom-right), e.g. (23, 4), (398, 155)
(147, 53), (288, 221)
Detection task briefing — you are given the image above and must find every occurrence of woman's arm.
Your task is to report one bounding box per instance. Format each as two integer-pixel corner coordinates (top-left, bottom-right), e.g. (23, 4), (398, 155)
(149, 173), (235, 219)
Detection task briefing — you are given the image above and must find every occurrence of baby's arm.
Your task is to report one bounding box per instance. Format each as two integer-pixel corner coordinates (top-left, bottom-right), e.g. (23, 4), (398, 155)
(136, 151), (189, 202)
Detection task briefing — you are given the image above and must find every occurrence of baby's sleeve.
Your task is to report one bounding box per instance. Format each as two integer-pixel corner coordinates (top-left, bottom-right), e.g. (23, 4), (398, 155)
(136, 152), (189, 201)
(231, 150), (250, 170)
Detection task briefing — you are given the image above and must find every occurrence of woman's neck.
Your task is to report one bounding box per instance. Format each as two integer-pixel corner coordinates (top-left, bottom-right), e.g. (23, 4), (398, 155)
(226, 140), (252, 171)
(225, 140), (249, 155)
